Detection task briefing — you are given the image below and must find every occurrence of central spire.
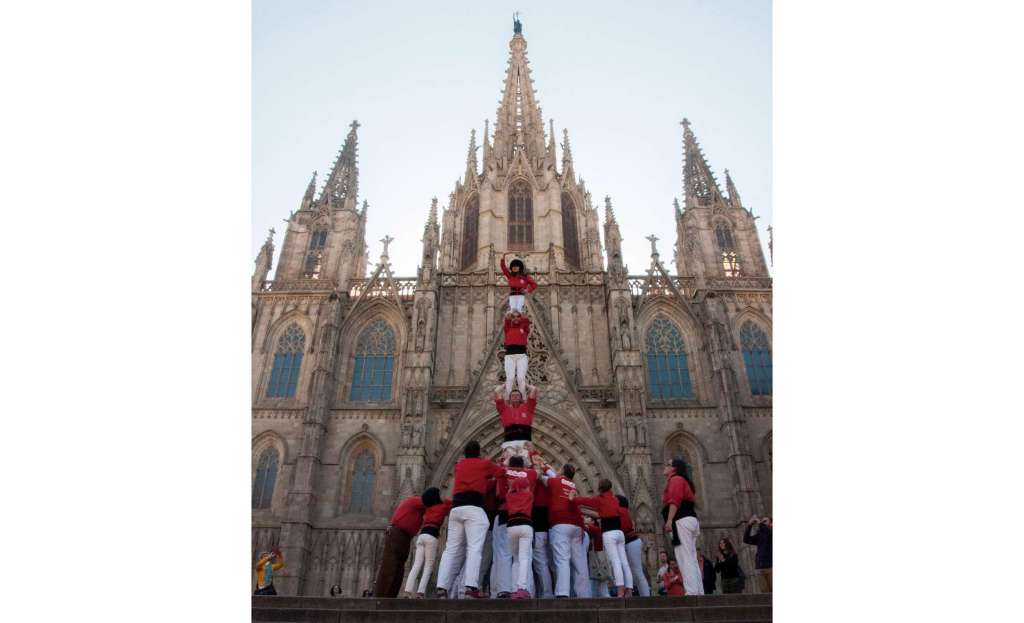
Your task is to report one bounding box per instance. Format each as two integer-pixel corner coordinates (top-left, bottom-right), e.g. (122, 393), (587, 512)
(490, 22), (546, 166)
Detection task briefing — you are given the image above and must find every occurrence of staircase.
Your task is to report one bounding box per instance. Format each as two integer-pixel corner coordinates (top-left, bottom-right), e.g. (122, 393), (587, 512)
(252, 593), (772, 622)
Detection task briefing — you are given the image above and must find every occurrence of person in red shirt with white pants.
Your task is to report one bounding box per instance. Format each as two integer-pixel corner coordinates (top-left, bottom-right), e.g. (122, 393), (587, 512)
(435, 440), (506, 599)
(494, 383), (538, 461)
(502, 310), (531, 401)
(662, 458), (703, 595)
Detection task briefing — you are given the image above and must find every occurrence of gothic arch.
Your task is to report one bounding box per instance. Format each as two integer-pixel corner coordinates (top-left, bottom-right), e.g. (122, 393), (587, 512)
(430, 406), (620, 497)
(663, 428), (709, 505)
(252, 430), (289, 471)
(337, 302), (406, 404)
(258, 316), (312, 401)
(506, 177), (535, 249)
(260, 309), (314, 355)
(731, 308), (772, 344)
(336, 433), (386, 516)
(635, 302), (708, 402)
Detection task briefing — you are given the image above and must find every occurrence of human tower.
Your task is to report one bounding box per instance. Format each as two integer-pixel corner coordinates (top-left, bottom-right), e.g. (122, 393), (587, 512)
(372, 255), (704, 599)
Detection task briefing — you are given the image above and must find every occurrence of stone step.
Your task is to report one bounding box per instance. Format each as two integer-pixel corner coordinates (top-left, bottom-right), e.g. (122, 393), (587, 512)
(253, 594), (771, 612)
(253, 605), (772, 623)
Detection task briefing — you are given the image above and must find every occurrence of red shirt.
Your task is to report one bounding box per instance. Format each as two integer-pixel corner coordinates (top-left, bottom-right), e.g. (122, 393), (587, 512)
(389, 496), (426, 537)
(620, 507), (636, 540)
(496, 396), (536, 430)
(575, 490), (620, 520)
(453, 457), (506, 497)
(662, 474), (696, 509)
(663, 569), (685, 596)
(422, 499), (453, 529)
(503, 468), (538, 518)
(546, 476), (580, 526)
(500, 257), (539, 293)
(503, 315), (531, 347)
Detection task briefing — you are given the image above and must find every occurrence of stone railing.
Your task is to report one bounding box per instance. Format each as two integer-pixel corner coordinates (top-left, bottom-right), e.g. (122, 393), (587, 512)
(347, 277), (417, 301)
(578, 385), (617, 404)
(430, 386), (469, 404)
(707, 276), (773, 290)
(627, 275), (696, 298)
(259, 279), (337, 293)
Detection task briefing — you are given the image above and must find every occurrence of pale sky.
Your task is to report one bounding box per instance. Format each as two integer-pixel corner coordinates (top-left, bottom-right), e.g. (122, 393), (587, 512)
(253, 0), (772, 278)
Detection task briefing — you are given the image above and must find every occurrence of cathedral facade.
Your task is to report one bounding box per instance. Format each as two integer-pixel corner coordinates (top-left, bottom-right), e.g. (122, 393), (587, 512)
(251, 25), (772, 596)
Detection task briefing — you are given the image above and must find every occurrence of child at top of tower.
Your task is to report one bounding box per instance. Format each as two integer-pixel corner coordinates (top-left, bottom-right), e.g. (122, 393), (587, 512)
(502, 310), (531, 401)
(501, 253), (538, 314)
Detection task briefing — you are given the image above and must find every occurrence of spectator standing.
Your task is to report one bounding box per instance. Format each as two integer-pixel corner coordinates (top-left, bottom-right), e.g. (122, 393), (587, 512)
(655, 551), (669, 596)
(743, 516), (772, 593)
(697, 548), (716, 595)
(714, 537), (742, 594)
(662, 559), (685, 596)
(254, 548), (284, 595)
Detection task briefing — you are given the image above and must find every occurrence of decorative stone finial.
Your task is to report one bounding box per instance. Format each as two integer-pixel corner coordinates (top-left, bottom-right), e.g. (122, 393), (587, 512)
(646, 234), (660, 257)
(380, 234), (394, 258)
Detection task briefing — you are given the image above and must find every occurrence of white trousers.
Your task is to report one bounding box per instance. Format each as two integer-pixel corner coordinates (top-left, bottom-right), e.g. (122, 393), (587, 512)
(624, 538), (650, 596)
(404, 533), (439, 595)
(491, 516), (513, 595)
(549, 523), (580, 597)
(602, 530), (633, 589)
(436, 505), (490, 592)
(532, 531), (554, 597)
(504, 353), (528, 397)
(573, 531), (591, 598)
(506, 524), (534, 591)
(673, 516), (704, 595)
(508, 294), (525, 313)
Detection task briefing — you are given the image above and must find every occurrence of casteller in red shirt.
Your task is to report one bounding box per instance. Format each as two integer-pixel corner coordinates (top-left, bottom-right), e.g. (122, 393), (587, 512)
(495, 392), (536, 442)
(452, 456), (506, 509)
(546, 472), (580, 527)
(500, 256), (538, 294)
(503, 314), (531, 348)
(420, 498), (453, 538)
(575, 488), (622, 533)
(389, 496), (427, 537)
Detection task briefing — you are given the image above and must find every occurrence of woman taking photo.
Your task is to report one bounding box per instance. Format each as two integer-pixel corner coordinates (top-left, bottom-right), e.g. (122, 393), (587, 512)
(714, 537), (743, 594)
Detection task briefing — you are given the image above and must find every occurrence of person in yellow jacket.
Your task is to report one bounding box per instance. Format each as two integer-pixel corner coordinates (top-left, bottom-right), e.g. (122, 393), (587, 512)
(254, 548), (284, 595)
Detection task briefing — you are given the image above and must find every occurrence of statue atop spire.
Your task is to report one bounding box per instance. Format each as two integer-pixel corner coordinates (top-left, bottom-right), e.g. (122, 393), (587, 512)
(513, 11), (522, 34)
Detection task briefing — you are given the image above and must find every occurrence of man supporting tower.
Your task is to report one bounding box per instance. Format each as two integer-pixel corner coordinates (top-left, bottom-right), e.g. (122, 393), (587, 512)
(494, 383), (538, 461)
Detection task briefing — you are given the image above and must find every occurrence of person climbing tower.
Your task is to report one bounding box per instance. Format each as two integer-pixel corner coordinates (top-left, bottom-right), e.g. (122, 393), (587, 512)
(500, 253), (538, 313)
(502, 308), (531, 400)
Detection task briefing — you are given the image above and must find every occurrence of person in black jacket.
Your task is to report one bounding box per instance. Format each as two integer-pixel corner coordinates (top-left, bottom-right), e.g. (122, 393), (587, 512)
(714, 537), (742, 594)
(696, 548), (716, 595)
(743, 515), (772, 593)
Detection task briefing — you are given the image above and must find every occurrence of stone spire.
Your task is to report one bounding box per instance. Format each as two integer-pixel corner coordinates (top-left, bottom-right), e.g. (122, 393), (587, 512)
(680, 118), (725, 209)
(724, 168), (742, 208)
(489, 22), (546, 166)
(561, 127), (574, 174)
(604, 196), (625, 278)
(251, 227), (275, 291)
(673, 197), (682, 216)
(464, 128), (478, 183)
(419, 197), (440, 286)
(548, 119), (557, 161)
(299, 171), (317, 211)
(319, 120), (360, 210)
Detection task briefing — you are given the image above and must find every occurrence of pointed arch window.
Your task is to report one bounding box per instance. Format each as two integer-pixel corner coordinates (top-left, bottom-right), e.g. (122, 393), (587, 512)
(252, 448), (279, 509)
(350, 320), (396, 401)
(349, 448), (376, 513)
(561, 192), (580, 269)
(310, 225), (328, 251)
(460, 196), (479, 270)
(508, 180), (533, 248)
(715, 222), (741, 277)
(267, 324), (305, 398)
(740, 321), (772, 395)
(645, 317), (694, 400)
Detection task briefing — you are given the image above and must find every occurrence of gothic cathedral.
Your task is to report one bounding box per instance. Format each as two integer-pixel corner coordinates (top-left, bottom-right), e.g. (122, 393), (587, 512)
(252, 25), (772, 596)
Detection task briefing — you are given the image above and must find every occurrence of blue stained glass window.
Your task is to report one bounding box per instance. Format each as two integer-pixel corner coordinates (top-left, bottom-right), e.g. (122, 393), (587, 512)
(349, 449), (376, 513)
(252, 448), (278, 509)
(350, 320), (396, 401)
(645, 317), (694, 400)
(267, 324), (305, 398)
(740, 321), (772, 395)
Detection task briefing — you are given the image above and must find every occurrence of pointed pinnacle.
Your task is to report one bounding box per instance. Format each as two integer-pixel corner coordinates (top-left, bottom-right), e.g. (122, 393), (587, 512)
(604, 195), (617, 223)
(562, 128), (574, 165)
(428, 196), (439, 225)
(673, 197), (681, 214)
